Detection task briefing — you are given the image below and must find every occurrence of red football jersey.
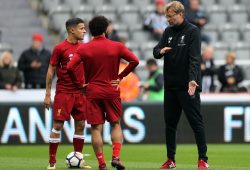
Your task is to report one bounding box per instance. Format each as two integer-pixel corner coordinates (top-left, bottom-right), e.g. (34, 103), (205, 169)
(67, 36), (139, 99)
(50, 40), (84, 93)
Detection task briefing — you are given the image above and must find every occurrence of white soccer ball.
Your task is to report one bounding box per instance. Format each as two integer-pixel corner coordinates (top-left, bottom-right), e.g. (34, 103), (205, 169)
(65, 151), (85, 168)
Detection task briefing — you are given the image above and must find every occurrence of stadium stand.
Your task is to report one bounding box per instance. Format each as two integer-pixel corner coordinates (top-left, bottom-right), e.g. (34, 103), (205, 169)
(0, 43), (12, 54)
(0, 0), (250, 91)
(203, 24), (218, 43)
(0, 0), (52, 62)
(220, 24), (240, 42)
(229, 5), (248, 25)
(207, 5), (228, 25)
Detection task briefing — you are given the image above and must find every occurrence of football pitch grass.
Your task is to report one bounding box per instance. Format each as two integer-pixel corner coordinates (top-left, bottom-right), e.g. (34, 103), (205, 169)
(0, 144), (250, 170)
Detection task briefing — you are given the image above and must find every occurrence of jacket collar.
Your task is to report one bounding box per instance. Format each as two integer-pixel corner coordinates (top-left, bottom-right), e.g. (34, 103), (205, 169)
(171, 19), (188, 31)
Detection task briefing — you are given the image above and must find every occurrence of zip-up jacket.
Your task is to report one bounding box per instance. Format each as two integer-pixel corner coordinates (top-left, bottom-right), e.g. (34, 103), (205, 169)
(153, 20), (202, 91)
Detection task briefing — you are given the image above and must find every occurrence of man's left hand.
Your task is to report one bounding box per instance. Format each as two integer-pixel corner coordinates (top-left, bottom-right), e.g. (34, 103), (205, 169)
(188, 80), (199, 96)
(80, 83), (89, 94)
(111, 79), (121, 86)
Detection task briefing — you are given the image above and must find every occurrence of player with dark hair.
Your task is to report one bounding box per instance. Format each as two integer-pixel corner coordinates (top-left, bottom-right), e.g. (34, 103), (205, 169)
(153, 1), (209, 169)
(67, 16), (139, 170)
(44, 18), (91, 170)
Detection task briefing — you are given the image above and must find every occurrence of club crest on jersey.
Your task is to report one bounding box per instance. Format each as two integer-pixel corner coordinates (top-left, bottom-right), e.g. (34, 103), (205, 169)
(68, 54), (73, 60)
(178, 35), (186, 46)
(180, 35), (185, 43)
(168, 37), (172, 44)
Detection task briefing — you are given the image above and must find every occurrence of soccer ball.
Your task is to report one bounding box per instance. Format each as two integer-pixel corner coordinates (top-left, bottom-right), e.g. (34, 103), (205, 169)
(65, 151), (85, 168)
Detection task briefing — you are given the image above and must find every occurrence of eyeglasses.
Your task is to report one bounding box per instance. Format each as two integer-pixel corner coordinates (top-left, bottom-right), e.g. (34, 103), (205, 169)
(165, 13), (178, 19)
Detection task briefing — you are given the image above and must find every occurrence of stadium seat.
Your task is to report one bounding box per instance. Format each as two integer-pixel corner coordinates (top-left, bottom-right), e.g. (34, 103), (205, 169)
(217, 0), (237, 7)
(74, 12), (93, 23)
(228, 5), (248, 26)
(140, 5), (155, 20)
(213, 42), (230, 60)
(125, 41), (143, 59)
(143, 49), (155, 60)
(0, 43), (12, 53)
(113, 23), (130, 40)
(40, 0), (62, 14)
(113, 23), (128, 32)
(116, 30), (130, 41)
(64, 0), (82, 9)
(108, 0), (130, 7)
(95, 5), (117, 22)
(206, 5), (228, 25)
(72, 5), (94, 14)
(240, 0), (250, 6)
(241, 24), (250, 42)
(230, 42), (250, 60)
(131, 0), (151, 7)
(119, 5), (141, 26)
(200, 0), (217, 6)
(73, 6), (94, 23)
(136, 67), (149, 82)
(59, 26), (67, 40)
(130, 30), (152, 44)
(129, 24), (152, 44)
(220, 24), (240, 42)
(241, 65), (250, 80)
(85, 0), (105, 7)
(48, 6), (72, 32)
(131, 48), (142, 60)
(203, 24), (219, 43)
(140, 41), (158, 60)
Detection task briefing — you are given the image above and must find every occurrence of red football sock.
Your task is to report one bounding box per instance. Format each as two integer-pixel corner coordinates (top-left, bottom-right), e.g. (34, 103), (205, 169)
(49, 138), (60, 163)
(96, 152), (105, 165)
(112, 142), (121, 158)
(73, 134), (84, 153)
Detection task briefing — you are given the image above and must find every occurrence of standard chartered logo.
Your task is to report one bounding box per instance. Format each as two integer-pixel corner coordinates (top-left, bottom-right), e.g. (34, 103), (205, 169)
(224, 106), (250, 142)
(123, 107), (146, 143)
(1, 106), (146, 144)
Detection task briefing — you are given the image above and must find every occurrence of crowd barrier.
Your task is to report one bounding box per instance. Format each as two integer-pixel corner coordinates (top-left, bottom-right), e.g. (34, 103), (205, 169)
(0, 90), (250, 144)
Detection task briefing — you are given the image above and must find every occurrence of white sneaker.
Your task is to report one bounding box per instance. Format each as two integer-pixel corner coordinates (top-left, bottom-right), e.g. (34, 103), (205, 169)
(80, 160), (92, 169)
(47, 163), (56, 170)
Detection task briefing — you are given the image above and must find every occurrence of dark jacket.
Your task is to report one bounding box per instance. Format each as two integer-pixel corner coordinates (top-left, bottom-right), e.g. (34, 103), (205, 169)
(153, 20), (202, 91)
(186, 8), (208, 30)
(201, 59), (216, 92)
(218, 64), (244, 92)
(108, 29), (120, 42)
(0, 65), (22, 89)
(18, 47), (51, 87)
(148, 70), (164, 92)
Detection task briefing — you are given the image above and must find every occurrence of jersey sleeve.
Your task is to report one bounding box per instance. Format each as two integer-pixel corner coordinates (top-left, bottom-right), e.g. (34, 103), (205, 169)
(118, 44), (139, 80)
(188, 27), (201, 82)
(50, 45), (61, 66)
(67, 46), (84, 88)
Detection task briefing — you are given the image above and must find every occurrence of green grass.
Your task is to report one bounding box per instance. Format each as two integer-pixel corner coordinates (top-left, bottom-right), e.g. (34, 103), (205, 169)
(0, 144), (250, 170)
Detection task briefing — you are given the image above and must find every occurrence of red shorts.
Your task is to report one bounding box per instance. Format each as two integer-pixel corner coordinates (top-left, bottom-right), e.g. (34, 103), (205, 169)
(53, 93), (86, 121)
(86, 98), (122, 124)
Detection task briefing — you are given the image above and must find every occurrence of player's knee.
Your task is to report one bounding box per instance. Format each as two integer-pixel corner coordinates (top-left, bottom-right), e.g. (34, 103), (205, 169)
(50, 128), (61, 138)
(110, 121), (120, 127)
(52, 120), (64, 131)
(53, 124), (63, 131)
(75, 121), (85, 131)
(75, 126), (84, 134)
